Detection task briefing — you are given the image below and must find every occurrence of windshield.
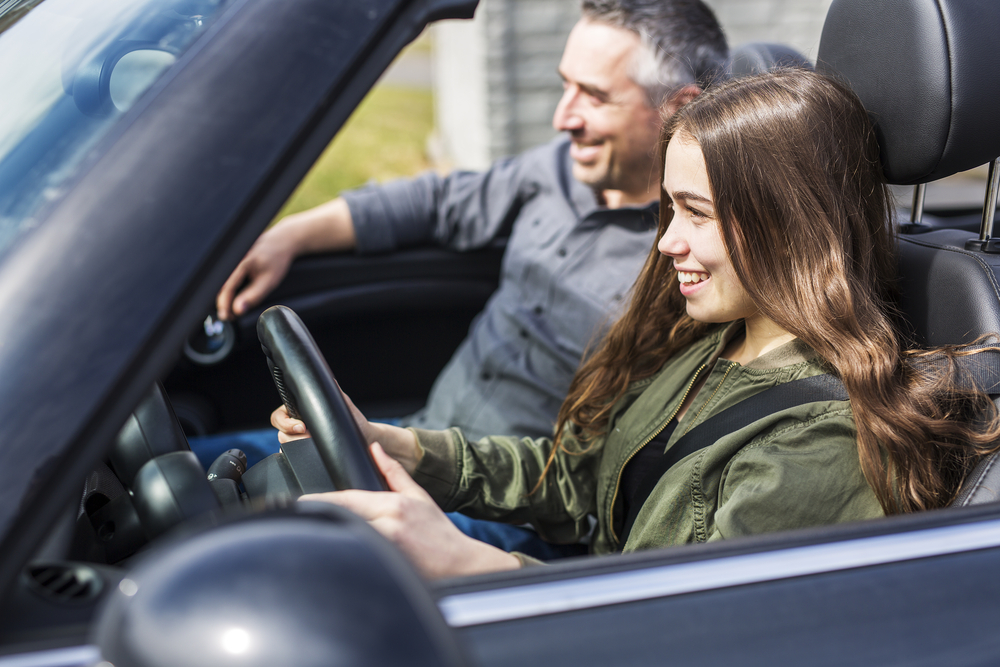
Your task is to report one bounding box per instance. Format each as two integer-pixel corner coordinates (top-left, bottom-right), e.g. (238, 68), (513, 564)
(0, 0), (229, 253)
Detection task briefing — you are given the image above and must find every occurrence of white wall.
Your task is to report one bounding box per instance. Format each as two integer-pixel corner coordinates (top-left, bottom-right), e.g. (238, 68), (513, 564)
(708, 0), (834, 61)
(433, 16), (490, 169)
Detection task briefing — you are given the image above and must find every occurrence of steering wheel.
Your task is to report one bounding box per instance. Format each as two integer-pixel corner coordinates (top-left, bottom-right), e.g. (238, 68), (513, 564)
(256, 305), (387, 492)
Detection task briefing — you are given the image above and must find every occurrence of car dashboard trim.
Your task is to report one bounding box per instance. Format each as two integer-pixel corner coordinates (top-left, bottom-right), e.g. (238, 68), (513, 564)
(438, 517), (1000, 627)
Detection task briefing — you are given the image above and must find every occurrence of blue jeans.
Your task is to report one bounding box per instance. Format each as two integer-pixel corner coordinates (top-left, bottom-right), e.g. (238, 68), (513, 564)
(189, 427), (281, 470)
(189, 428), (588, 561)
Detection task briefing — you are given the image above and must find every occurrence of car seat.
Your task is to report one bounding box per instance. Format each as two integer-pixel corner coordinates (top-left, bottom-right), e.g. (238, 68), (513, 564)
(817, 0), (1000, 505)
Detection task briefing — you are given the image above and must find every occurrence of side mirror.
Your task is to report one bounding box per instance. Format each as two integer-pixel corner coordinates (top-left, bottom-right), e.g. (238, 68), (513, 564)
(92, 504), (469, 667)
(70, 42), (177, 117)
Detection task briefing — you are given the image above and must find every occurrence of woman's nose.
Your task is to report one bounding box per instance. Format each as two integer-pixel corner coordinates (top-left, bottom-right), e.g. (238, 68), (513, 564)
(657, 222), (688, 258)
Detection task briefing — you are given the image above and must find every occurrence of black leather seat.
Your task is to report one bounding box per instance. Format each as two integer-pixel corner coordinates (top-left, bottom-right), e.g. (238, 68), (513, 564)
(817, 0), (1000, 505)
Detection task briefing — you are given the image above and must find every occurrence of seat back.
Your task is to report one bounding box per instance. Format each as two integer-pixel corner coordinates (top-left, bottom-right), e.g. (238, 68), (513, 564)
(816, 0), (1000, 505)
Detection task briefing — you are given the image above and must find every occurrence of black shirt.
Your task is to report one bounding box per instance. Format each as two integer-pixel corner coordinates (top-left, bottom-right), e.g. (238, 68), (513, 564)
(619, 419), (679, 545)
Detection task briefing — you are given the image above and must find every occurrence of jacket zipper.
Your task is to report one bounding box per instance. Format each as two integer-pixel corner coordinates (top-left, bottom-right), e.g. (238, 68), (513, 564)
(609, 363), (708, 546)
(679, 362), (737, 437)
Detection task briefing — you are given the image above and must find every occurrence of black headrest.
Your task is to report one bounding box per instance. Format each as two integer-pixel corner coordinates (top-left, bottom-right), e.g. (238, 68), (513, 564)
(817, 0), (1000, 185)
(726, 43), (812, 79)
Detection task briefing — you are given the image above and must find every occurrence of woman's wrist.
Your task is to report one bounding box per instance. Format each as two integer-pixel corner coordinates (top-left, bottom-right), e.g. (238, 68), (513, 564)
(370, 422), (421, 475)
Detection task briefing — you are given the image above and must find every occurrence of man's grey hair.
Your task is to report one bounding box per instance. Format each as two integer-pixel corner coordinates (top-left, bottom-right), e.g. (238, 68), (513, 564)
(581, 0), (729, 108)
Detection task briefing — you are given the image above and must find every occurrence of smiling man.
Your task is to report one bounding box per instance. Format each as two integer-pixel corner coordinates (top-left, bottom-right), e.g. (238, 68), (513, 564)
(208, 1), (727, 555)
(216, 0), (727, 437)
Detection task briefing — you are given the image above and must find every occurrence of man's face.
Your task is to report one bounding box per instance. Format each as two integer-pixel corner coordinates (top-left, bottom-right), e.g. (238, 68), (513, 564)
(553, 18), (663, 199)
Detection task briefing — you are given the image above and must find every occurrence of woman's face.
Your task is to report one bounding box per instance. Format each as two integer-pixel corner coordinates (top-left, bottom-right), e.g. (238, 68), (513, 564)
(657, 132), (757, 325)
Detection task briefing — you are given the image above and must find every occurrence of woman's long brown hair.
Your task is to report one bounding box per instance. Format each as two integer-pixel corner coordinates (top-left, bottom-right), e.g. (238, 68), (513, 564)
(540, 69), (1000, 513)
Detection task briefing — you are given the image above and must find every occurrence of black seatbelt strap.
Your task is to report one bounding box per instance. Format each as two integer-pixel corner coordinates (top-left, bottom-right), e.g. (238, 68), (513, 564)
(954, 347), (1000, 395)
(619, 373), (847, 544)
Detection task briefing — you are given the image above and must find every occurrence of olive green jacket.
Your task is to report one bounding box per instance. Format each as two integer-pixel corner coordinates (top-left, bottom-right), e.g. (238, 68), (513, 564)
(410, 323), (884, 556)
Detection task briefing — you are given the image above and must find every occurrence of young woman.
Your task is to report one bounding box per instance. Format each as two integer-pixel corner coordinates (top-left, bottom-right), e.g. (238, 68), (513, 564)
(279, 69), (1000, 579)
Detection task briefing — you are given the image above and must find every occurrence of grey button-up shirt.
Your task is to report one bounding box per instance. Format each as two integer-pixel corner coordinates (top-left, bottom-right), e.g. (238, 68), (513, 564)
(343, 136), (657, 440)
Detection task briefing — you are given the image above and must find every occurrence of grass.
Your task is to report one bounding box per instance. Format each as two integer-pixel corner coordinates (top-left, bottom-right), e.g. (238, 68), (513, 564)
(276, 83), (434, 219)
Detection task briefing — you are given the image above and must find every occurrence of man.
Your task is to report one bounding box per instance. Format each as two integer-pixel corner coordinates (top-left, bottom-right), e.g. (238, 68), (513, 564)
(214, 0), (728, 451)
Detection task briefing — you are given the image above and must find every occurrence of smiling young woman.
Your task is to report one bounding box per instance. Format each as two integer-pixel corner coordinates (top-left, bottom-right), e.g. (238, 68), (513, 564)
(555, 68), (1000, 519)
(288, 68), (1000, 578)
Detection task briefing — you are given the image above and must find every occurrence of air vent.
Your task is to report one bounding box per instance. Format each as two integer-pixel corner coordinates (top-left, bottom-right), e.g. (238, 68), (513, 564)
(25, 563), (103, 603)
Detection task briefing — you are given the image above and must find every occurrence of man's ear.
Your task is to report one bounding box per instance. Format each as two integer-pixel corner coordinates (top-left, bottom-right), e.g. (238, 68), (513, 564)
(663, 84), (702, 116)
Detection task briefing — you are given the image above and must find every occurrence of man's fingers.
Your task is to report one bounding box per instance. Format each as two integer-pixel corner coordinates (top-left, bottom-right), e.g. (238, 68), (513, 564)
(215, 262), (247, 320)
(230, 270), (277, 317)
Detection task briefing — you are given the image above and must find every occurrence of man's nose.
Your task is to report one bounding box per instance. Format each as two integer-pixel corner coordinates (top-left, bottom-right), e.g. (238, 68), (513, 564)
(553, 86), (584, 132)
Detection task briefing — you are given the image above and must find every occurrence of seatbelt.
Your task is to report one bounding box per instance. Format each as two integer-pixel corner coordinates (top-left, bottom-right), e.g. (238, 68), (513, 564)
(619, 373), (847, 544)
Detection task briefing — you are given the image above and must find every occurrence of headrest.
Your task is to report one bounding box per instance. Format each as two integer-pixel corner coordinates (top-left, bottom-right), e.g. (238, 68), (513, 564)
(726, 43), (812, 79)
(817, 0), (1000, 185)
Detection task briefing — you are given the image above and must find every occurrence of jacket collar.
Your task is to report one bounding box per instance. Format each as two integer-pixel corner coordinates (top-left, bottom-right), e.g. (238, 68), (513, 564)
(715, 320), (819, 371)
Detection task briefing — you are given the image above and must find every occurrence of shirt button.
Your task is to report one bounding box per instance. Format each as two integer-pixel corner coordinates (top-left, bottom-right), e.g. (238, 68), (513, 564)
(481, 372), (492, 381)
(533, 305), (543, 315)
(520, 329), (529, 338)
(557, 248), (567, 257)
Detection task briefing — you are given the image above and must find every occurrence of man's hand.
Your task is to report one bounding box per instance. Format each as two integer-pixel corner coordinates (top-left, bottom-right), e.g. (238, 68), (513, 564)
(216, 225), (299, 320)
(301, 443), (521, 580)
(216, 198), (358, 321)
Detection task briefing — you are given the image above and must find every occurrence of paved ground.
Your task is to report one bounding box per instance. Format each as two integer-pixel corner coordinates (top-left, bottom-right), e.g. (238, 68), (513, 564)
(377, 30), (433, 89)
(379, 49), (432, 88)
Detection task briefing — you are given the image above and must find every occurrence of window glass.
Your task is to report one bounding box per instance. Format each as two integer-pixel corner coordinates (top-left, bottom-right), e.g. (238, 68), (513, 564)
(0, 0), (229, 252)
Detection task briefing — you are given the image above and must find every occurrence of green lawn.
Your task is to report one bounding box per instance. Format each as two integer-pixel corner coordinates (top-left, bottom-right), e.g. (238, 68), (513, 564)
(276, 83), (434, 219)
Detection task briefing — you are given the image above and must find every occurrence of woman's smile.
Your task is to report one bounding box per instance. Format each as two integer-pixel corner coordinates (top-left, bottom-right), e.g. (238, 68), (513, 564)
(677, 269), (709, 295)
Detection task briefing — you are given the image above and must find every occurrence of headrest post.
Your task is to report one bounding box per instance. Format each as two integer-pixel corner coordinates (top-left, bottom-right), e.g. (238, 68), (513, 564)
(980, 158), (1000, 242)
(910, 184), (926, 224)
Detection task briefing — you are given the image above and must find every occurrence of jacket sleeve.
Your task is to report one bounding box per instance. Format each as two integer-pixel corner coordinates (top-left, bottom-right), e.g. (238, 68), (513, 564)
(707, 408), (885, 542)
(410, 425), (602, 544)
(340, 154), (533, 255)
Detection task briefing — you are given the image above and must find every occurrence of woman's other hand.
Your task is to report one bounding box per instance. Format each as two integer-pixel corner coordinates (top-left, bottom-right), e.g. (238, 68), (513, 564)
(272, 389), (422, 473)
(301, 443), (521, 580)
(271, 404), (310, 443)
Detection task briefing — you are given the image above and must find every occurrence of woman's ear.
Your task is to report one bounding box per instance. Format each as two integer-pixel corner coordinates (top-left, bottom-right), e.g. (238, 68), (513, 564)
(663, 84), (703, 117)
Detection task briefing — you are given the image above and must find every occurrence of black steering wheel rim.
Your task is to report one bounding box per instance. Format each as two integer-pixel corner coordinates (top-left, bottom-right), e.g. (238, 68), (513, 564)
(257, 305), (387, 492)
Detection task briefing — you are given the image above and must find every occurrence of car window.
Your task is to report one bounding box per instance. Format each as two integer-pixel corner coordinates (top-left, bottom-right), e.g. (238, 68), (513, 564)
(0, 0), (229, 254)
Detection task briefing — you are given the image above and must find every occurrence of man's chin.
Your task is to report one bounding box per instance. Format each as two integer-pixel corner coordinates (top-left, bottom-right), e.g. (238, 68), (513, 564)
(570, 162), (612, 191)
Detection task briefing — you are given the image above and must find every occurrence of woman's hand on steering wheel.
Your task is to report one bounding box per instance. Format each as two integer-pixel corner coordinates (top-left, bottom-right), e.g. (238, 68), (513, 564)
(301, 443), (521, 580)
(271, 390), (422, 476)
(272, 404), (310, 443)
